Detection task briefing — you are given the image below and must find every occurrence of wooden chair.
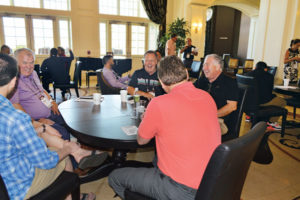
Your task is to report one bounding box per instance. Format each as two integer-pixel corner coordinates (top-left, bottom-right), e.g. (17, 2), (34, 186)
(243, 59), (254, 73)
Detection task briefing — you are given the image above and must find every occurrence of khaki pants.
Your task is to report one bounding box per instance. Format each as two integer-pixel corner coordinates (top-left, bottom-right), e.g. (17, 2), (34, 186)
(260, 96), (287, 122)
(24, 159), (66, 199)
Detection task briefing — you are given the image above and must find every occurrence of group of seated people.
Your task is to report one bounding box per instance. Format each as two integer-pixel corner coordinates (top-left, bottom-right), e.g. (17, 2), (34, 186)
(0, 44), (287, 199)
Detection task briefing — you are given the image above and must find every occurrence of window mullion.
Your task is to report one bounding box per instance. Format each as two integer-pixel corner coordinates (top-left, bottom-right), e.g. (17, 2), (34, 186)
(0, 17), (5, 45)
(127, 22), (131, 57)
(25, 15), (34, 52)
(40, 0), (43, 8)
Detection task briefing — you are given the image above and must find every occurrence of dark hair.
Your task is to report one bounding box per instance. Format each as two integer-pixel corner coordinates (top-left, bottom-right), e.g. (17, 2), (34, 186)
(144, 50), (158, 59)
(158, 55), (187, 86)
(57, 46), (65, 54)
(1, 45), (10, 52)
(255, 61), (267, 70)
(0, 54), (18, 86)
(171, 33), (177, 38)
(50, 48), (58, 56)
(290, 39), (300, 47)
(102, 55), (113, 65)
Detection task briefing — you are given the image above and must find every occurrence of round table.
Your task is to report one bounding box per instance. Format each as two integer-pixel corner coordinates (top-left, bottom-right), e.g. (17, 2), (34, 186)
(274, 85), (300, 128)
(59, 95), (153, 183)
(274, 85), (300, 97)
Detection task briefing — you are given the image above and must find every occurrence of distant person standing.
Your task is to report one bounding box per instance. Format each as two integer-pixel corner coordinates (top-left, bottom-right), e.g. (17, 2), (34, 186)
(1, 45), (11, 55)
(180, 38), (198, 69)
(284, 39), (300, 83)
(165, 33), (177, 56)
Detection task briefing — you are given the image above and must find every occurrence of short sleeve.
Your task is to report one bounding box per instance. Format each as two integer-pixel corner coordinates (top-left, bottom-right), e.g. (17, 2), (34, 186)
(128, 71), (138, 88)
(226, 78), (238, 102)
(138, 99), (161, 139)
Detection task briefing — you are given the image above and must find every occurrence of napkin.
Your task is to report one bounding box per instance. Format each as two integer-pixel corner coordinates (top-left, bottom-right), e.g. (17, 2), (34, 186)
(121, 126), (138, 135)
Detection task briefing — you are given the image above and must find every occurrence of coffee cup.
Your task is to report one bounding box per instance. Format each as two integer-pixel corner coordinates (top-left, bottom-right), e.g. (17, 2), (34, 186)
(120, 90), (128, 102)
(93, 93), (102, 105)
(283, 79), (289, 87)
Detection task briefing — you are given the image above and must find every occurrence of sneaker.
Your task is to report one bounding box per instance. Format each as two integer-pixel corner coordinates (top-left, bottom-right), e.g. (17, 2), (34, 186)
(267, 122), (281, 130)
(245, 115), (251, 122)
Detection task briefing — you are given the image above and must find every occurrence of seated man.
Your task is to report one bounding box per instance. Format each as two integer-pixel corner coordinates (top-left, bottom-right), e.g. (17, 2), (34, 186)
(0, 54), (98, 200)
(127, 50), (164, 99)
(102, 55), (130, 89)
(245, 61), (286, 130)
(41, 48), (74, 96)
(10, 48), (70, 140)
(194, 54), (238, 134)
(109, 55), (221, 200)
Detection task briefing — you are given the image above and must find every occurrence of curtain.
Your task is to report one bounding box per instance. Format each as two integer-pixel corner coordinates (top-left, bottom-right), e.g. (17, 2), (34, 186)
(141, 0), (167, 44)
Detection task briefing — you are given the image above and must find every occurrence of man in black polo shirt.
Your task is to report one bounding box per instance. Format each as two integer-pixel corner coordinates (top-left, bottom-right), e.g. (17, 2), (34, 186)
(245, 61), (286, 130)
(41, 48), (74, 98)
(194, 54), (238, 134)
(128, 50), (164, 99)
(180, 38), (198, 69)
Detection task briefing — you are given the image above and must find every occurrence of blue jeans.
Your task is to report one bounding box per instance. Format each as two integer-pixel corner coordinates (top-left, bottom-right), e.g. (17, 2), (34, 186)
(48, 111), (70, 141)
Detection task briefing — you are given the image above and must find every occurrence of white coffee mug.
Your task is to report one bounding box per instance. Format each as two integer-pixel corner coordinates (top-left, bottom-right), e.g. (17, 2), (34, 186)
(93, 93), (102, 105)
(283, 79), (289, 87)
(120, 90), (128, 102)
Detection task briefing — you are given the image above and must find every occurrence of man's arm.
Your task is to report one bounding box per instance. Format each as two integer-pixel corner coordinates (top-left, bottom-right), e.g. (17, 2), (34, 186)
(137, 134), (151, 145)
(217, 100), (237, 118)
(127, 86), (154, 100)
(180, 46), (188, 54)
(43, 90), (60, 115)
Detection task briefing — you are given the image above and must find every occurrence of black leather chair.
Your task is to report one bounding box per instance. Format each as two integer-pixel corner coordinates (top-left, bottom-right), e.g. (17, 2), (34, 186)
(267, 66), (277, 76)
(286, 97), (300, 119)
(96, 70), (121, 95)
(222, 87), (247, 142)
(236, 74), (287, 137)
(86, 71), (97, 88)
(124, 122), (267, 200)
(53, 62), (80, 100)
(0, 171), (80, 200)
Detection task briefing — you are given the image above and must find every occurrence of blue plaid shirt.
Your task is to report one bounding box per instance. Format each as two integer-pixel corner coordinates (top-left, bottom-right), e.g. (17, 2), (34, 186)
(0, 95), (59, 200)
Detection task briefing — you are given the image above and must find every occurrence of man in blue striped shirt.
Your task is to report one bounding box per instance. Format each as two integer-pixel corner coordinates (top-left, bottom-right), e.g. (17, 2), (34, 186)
(0, 54), (81, 200)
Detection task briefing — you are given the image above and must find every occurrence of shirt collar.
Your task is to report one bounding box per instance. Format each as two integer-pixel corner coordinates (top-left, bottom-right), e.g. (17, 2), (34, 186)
(170, 81), (193, 94)
(19, 72), (34, 80)
(0, 94), (11, 105)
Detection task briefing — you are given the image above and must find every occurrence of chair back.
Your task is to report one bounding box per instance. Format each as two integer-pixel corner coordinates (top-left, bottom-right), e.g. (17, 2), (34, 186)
(228, 58), (239, 69)
(236, 74), (259, 115)
(267, 66), (277, 76)
(189, 60), (203, 78)
(0, 175), (9, 200)
(72, 61), (80, 86)
(222, 87), (247, 142)
(244, 59), (254, 69)
(195, 122), (267, 200)
(97, 70), (121, 95)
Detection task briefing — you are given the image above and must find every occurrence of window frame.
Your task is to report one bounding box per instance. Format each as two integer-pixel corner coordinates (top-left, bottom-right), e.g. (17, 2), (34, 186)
(0, 0), (71, 11)
(0, 14), (72, 55)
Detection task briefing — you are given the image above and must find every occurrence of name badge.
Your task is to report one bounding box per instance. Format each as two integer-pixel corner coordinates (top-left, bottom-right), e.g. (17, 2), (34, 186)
(40, 96), (52, 108)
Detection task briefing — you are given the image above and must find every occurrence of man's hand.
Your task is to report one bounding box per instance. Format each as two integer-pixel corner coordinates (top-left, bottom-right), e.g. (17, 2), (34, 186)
(143, 93), (154, 100)
(51, 101), (60, 115)
(39, 118), (55, 125)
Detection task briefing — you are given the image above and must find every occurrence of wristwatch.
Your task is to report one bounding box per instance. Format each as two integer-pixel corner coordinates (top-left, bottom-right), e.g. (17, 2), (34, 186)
(42, 124), (46, 133)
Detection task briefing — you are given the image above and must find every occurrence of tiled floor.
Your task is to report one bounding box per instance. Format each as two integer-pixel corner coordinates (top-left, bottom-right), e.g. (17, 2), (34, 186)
(54, 86), (300, 200)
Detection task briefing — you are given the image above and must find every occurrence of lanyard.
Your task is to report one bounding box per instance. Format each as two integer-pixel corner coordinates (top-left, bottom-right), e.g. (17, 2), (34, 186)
(21, 77), (44, 99)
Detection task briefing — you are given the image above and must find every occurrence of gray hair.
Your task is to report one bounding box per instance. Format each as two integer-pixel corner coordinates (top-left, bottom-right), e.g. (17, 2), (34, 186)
(14, 48), (35, 60)
(205, 54), (224, 70)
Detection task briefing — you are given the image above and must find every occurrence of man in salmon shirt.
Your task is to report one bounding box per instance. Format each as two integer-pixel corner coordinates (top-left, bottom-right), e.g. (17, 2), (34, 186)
(109, 55), (221, 200)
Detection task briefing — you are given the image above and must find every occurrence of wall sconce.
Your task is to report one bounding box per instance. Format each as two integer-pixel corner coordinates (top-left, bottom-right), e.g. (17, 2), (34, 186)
(192, 22), (202, 33)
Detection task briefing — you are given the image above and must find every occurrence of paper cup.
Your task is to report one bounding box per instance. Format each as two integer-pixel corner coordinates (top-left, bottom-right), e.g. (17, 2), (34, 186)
(120, 90), (128, 102)
(93, 93), (102, 105)
(283, 79), (289, 87)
